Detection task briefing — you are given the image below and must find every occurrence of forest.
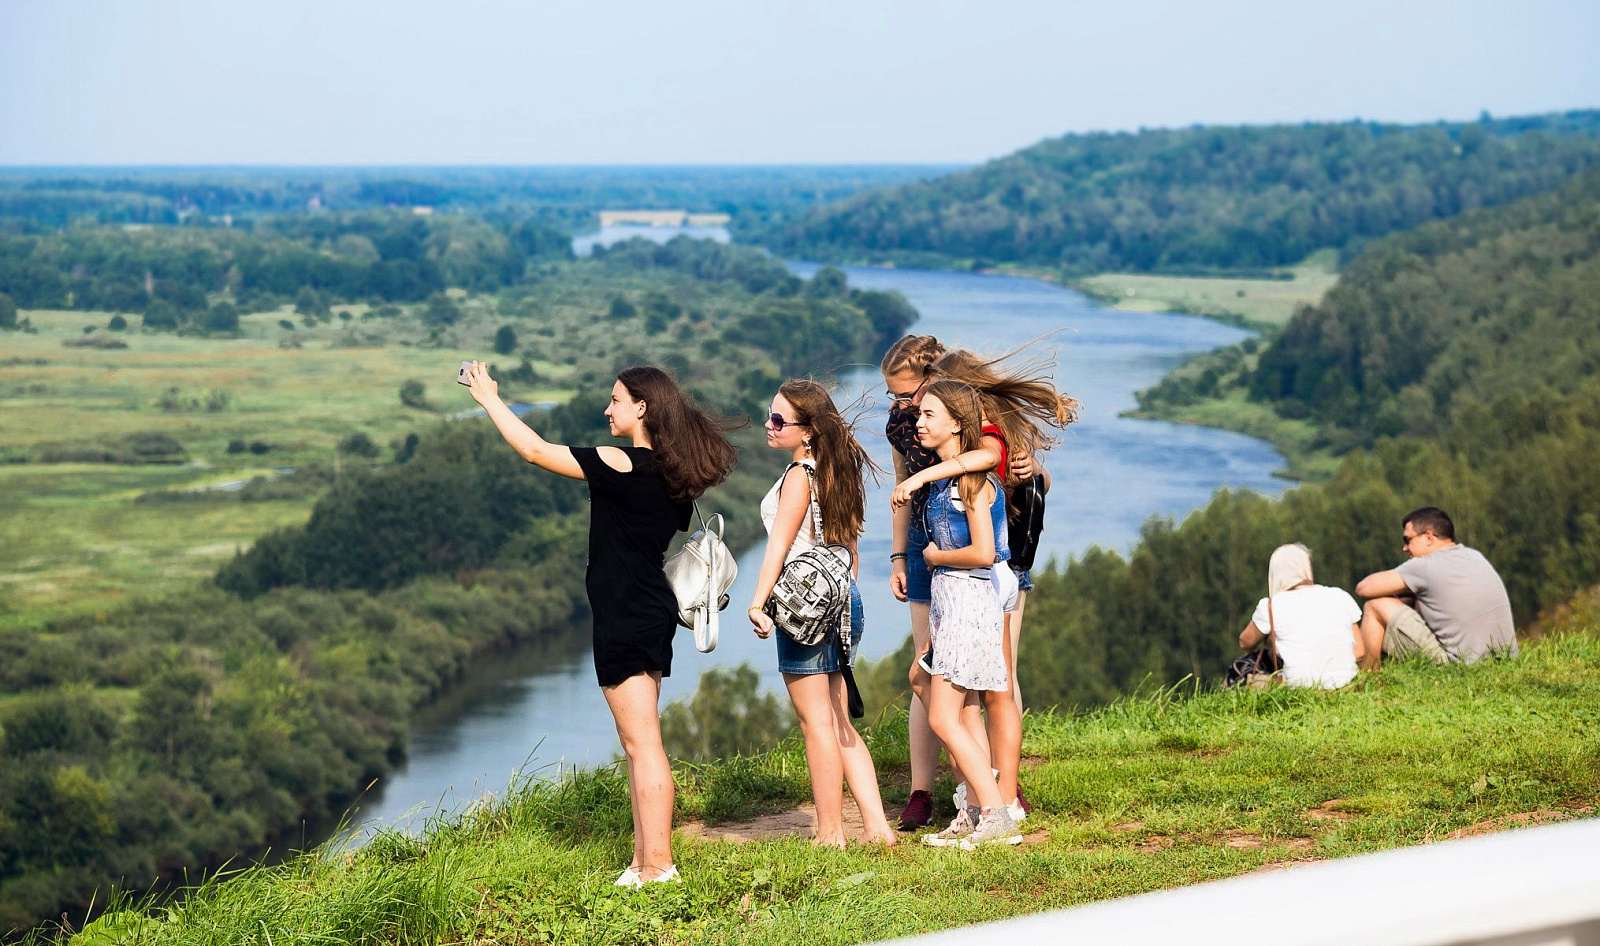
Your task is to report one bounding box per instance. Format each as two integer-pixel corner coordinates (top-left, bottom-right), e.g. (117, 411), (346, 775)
(763, 110), (1600, 274)
(0, 165), (953, 238)
(0, 228), (914, 932)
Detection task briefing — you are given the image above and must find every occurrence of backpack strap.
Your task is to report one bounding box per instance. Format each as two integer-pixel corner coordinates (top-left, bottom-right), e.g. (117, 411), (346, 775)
(781, 460), (826, 548)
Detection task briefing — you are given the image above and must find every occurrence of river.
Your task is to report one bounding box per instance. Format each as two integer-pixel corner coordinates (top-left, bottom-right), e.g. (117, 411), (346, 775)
(338, 259), (1287, 839)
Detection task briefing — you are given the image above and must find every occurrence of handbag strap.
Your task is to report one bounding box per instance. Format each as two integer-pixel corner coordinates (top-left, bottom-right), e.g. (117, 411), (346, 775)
(1265, 595), (1281, 668)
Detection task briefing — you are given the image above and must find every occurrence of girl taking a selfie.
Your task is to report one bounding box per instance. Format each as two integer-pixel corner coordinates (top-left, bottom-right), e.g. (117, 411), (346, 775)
(465, 361), (737, 886)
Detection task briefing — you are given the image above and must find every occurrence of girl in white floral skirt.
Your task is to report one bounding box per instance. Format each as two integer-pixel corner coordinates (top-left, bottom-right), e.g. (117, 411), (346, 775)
(909, 380), (1022, 849)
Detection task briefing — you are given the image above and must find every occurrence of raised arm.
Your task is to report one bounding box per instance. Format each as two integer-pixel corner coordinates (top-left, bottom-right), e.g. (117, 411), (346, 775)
(891, 437), (1003, 508)
(747, 464), (811, 637)
(465, 361), (584, 480)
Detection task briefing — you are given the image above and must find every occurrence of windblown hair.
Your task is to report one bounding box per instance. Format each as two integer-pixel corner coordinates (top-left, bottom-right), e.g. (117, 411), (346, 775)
(923, 380), (991, 509)
(880, 334), (946, 379)
(932, 346), (1080, 459)
(779, 380), (877, 545)
(617, 366), (739, 503)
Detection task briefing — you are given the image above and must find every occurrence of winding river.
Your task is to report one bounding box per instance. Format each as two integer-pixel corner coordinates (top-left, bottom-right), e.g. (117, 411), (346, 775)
(339, 258), (1288, 838)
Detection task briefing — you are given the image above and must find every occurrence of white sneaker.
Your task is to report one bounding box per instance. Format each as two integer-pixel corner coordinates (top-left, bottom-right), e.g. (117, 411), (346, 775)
(614, 866), (641, 888)
(960, 807), (1024, 849)
(922, 807), (978, 847)
(641, 864), (681, 884)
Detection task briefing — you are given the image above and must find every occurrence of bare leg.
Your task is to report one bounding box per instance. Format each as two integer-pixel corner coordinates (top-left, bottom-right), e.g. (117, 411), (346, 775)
(602, 672), (674, 880)
(785, 672), (847, 847)
(828, 673), (897, 845)
(907, 601), (942, 794)
(925, 676), (1004, 810)
(1361, 597), (1405, 672)
(983, 684), (1021, 804)
(1008, 591), (1027, 713)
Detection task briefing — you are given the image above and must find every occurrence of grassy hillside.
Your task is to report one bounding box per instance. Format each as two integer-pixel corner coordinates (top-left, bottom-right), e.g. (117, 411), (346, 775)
(763, 110), (1600, 274)
(56, 596), (1600, 946)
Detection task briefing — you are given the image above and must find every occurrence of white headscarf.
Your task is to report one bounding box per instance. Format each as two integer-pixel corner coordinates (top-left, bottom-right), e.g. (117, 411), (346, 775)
(1267, 543), (1314, 597)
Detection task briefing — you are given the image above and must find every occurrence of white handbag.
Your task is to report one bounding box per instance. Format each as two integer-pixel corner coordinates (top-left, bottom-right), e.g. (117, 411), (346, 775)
(664, 504), (737, 653)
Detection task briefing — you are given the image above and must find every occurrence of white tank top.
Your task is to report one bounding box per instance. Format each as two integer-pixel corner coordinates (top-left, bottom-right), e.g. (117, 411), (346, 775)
(759, 460), (819, 565)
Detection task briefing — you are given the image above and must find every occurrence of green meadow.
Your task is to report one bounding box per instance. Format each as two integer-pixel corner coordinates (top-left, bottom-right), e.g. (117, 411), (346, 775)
(0, 303), (564, 625)
(1071, 250), (1341, 332)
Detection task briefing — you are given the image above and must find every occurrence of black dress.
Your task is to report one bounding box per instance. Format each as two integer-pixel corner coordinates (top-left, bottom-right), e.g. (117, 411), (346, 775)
(571, 446), (692, 687)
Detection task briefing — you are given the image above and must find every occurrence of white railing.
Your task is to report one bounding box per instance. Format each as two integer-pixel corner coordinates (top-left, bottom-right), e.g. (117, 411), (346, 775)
(877, 818), (1600, 946)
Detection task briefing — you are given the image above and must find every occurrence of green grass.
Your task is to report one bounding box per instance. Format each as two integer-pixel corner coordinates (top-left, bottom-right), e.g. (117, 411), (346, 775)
(61, 598), (1600, 946)
(1069, 250), (1340, 332)
(1131, 388), (1340, 482)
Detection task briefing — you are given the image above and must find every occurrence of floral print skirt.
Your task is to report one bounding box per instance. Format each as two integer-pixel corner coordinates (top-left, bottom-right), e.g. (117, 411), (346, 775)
(929, 571), (1009, 692)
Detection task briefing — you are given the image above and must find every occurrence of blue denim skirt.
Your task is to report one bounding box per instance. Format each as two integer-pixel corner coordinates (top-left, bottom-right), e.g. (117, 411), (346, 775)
(777, 580), (864, 674)
(1015, 568), (1033, 593)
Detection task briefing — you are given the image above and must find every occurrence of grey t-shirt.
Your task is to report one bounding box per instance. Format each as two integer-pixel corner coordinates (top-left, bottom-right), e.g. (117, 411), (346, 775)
(1396, 545), (1517, 663)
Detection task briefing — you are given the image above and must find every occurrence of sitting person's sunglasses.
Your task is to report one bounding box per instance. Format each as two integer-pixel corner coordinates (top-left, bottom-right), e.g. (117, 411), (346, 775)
(768, 413), (809, 432)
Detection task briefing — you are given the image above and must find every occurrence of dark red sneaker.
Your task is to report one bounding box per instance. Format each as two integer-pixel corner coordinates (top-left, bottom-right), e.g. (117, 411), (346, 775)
(1015, 783), (1034, 816)
(898, 789), (934, 831)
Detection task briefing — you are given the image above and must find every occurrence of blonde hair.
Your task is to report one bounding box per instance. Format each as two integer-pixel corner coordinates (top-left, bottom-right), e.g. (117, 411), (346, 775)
(923, 380), (991, 509)
(933, 347), (1080, 459)
(880, 334), (945, 379)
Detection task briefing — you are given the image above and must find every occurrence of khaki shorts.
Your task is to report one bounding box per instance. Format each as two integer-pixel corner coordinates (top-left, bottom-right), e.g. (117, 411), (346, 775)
(1383, 604), (1451, 664)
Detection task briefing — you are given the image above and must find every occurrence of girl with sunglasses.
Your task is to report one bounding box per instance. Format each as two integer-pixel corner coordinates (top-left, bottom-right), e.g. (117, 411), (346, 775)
(880, 335), (1024, 830)
(891, 345), (1078, 821)
(747, 381), (897, 847)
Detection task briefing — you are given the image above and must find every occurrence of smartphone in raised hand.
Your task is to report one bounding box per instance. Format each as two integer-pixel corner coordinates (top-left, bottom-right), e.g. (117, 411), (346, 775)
(457, 361), (474, 386)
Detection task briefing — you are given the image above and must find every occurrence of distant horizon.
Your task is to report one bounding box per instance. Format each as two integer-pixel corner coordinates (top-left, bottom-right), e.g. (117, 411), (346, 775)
(3, 105), (1597, 172)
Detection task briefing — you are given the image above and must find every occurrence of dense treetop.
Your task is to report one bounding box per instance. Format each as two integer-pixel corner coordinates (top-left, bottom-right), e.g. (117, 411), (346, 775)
(763, 110), (1600, 273)
(1249, 165), (1600, 443)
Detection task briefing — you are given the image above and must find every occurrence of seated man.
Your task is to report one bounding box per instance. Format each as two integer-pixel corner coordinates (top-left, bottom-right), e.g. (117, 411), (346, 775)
(1353, 507), (1517, 670)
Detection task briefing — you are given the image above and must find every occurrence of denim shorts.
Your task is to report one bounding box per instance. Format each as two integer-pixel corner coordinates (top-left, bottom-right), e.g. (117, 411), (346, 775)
(777, 580), (864, 674)
(904, 543), (933, 603)
(1015, 568), (1033, 593)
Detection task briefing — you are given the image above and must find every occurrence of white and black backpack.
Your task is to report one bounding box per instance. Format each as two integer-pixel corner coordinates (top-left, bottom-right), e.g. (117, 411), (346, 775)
(767, 463), (853, 648)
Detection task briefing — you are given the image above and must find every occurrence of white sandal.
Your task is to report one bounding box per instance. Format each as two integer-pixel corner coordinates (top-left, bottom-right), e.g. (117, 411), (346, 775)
(641, 864), (680, 884)
(613, 866), (641, 887)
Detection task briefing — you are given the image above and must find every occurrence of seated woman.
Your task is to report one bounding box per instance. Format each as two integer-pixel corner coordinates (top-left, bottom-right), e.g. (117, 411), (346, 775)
(1238, 544), (1364, 689)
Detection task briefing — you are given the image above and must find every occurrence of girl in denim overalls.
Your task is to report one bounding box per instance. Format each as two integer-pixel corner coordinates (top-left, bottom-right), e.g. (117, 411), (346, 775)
(909, 380), (1022, 849)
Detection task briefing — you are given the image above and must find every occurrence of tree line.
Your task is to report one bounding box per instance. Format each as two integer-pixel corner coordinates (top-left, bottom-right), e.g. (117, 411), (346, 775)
(762, 110), (1600, 274)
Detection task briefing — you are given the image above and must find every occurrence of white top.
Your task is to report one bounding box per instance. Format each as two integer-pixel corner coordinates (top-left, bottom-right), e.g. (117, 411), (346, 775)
(1250, 584), (1361, 689)
(759, 460), (818, 565)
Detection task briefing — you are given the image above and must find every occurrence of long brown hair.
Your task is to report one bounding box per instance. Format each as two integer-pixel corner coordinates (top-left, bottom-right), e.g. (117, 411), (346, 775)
(778, 380), (877, 545)
(880, 334), (945, 379)
(923, 379), (991, 509)
(932, 346), (1080, 459)
(617, 366), (739, 503)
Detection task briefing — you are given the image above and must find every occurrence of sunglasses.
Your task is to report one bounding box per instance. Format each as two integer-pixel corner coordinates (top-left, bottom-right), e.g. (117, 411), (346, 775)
(887, 376), (929, 407)
(1402, 532), (1429, 548)
(768, 413), (809, 432)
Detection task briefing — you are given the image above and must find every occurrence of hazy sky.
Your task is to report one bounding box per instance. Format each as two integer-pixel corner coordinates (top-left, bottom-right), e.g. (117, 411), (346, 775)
(2, 0), (1596, 165)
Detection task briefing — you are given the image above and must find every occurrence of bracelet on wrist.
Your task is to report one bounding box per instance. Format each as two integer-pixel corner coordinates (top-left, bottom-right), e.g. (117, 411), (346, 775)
(889, 552), (908, 562)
